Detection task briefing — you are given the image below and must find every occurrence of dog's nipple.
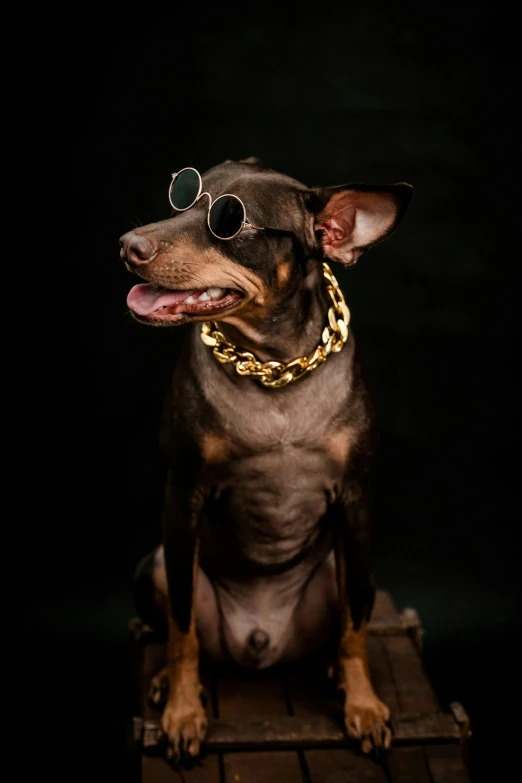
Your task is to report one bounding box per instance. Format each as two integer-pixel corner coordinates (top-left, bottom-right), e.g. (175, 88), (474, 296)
(247, 628), (270, 653)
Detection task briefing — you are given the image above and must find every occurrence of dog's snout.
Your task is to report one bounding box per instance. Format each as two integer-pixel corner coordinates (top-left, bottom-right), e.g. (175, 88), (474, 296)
(119, 231), (158, 266)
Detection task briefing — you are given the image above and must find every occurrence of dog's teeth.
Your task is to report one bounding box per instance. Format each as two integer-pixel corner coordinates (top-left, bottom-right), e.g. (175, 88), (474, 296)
(208, 287), (224, 299)
(198, 291), (211, 301)
(185, 295), (196, 304)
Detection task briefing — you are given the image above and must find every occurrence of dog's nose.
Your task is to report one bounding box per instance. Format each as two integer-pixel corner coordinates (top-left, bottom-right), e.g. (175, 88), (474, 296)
(119, 231), (158, 266)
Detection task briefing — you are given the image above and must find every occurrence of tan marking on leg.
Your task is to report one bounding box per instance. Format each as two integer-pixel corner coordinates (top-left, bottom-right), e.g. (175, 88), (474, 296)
(201, 432), (229, 463)
(338, 619), (392, 753)
(327, 427), (352, 464)
(161, 542), (208, 758)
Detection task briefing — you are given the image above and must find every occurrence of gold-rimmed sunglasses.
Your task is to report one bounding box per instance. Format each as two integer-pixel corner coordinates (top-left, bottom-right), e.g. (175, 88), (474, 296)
(168, 167), (294, 241)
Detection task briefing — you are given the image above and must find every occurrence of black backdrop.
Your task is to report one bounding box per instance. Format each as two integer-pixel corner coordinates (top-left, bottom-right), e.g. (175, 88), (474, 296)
(27, 8), (520, 781)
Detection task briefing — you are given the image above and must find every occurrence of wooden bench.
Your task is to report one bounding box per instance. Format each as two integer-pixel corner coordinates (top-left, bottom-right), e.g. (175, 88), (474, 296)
(130, 591), (472, 782)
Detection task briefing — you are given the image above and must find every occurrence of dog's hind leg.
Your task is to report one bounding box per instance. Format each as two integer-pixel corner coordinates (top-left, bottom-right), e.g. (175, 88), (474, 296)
(134, 545), (222, 711)
(134, 547), (169, 636)
(134, 547), (171, 709)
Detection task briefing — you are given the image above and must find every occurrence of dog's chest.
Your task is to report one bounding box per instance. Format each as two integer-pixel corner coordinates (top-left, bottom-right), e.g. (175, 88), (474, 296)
(192, 344), (355, 571)
(203, 409), (347, 570)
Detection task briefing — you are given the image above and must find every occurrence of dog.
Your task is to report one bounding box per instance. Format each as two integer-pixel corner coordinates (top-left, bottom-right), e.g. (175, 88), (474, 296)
(120, 157), (412, 762)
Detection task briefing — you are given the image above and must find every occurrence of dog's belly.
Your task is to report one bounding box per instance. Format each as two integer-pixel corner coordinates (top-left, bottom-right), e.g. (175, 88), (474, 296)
(211, 551), (336, 669)
(200, 448), (338, 668)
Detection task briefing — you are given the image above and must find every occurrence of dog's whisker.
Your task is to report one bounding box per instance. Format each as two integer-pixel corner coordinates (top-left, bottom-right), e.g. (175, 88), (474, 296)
(126, 216), (144, 229)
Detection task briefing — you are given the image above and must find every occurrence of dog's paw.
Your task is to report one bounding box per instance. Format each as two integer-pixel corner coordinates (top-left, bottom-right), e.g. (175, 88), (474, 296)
(160, 694), (208, 762)
(149, 667), (169, 710)
(344, 696), (392, 754)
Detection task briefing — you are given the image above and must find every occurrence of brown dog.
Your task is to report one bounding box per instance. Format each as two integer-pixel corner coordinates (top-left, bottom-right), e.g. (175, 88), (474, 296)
(120, 157), (412, 762)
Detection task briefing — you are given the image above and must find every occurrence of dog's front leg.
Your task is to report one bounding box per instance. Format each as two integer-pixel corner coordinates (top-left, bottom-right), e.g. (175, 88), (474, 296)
(334, 493), (392, 754)
(160, 470), (207, 761)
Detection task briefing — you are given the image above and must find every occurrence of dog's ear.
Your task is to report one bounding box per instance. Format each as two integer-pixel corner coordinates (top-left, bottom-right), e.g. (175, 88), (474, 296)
(239, 156), (263, 166)
(312, 183), (413, 266)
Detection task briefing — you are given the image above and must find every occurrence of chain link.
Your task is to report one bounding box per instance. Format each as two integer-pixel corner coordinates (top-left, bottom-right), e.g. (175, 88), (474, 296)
(200, 262), (350, 388)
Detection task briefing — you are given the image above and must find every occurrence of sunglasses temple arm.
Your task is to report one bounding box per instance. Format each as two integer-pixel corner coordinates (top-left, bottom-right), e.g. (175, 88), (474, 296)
(243, 221), (264, 231)
(244, 222), (295, 239)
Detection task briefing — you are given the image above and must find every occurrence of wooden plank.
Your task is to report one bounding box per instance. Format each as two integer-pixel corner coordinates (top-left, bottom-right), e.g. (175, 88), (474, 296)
(425, 745), (471, 783)
(449, 701), (471, 740)
(372, 590), (399, 620)
(384, 635), (440, 715)
(208, 715), (346, 748)
(399, 607), (424, 649)
(367, 612), (423, 639)
(216, 666), (303, 782)
(391, 713), (460, 743)
(223, 751), (304, 783)
(305, 749), (388, 782)
(367, 618), (409, 635)
(368, 594), (425, 645)
(386, 747), (431, 783)
(136, 712), (460, 751)
(216, 667), (289, 718)
(285, 659), (344, 722)
(288, 660), (389, 781)
(142, 755), (221, 783)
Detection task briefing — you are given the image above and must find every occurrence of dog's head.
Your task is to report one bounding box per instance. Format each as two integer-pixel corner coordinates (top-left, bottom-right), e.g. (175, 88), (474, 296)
(120, 158), (412, 327)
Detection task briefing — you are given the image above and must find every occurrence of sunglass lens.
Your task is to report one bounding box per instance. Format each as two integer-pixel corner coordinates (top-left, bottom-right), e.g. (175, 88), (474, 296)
(169, 169), (201, 209)
(209, 195), (245, 239)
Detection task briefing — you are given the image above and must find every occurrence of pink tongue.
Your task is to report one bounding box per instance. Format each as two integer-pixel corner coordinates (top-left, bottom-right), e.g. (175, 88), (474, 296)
(127, 284), (204, 316)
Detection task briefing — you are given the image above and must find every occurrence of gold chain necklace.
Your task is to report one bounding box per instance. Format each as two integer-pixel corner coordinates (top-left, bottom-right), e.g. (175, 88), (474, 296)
(200, 262), (350, 388)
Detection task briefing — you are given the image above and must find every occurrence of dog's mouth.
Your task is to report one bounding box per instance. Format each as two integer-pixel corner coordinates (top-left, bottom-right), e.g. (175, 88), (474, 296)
(127, 283), (245, 324)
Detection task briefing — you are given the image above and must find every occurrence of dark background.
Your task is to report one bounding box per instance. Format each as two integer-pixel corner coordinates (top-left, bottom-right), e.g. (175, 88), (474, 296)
(22, 8), (520, 781)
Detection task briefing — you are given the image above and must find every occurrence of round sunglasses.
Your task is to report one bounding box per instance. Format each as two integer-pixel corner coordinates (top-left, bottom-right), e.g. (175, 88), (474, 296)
(168, 167), (294, 241)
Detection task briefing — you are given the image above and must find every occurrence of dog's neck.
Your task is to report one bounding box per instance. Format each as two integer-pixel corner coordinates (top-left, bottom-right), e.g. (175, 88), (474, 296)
(215, 264), (330, 364)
